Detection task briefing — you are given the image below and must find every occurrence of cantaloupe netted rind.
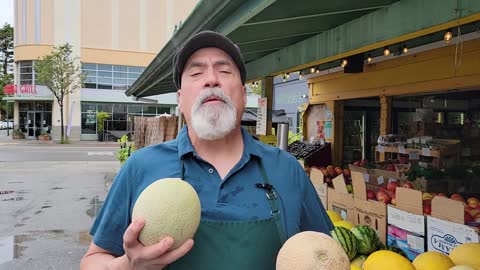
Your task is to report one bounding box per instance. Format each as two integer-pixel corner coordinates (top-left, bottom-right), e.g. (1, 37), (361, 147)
(276, 231), (350, 270)
(132, 178), (201, 250)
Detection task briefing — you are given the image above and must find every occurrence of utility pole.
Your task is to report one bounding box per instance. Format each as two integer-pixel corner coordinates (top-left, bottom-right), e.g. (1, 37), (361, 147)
(6, 101), (9, 136)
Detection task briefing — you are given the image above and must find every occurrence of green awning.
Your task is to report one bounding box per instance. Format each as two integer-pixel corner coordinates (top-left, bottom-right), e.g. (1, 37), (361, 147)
(126, 0), (480, 98)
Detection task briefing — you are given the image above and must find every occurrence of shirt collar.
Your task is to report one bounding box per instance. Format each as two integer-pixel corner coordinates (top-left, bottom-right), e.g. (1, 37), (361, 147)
(176, 125), (261, 159)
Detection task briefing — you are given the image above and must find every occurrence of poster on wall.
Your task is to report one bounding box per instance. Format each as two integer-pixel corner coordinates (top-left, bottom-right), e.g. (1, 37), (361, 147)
(316, 120), (333, 142)
(256, 98), (267, 135)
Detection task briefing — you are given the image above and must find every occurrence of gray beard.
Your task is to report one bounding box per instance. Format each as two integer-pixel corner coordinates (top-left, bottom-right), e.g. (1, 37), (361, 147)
(190, 87), (237, 140)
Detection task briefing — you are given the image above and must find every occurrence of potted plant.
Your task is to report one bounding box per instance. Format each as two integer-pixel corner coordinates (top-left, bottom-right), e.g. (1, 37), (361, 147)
(96, 111), (111, 141)
(12, 129), (25, 139)
(38, 129), (51, 140)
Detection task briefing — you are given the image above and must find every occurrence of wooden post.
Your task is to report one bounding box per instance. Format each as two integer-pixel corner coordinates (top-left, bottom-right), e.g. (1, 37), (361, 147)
(261, 76), (274, 135)
(379, 96), (392, 161)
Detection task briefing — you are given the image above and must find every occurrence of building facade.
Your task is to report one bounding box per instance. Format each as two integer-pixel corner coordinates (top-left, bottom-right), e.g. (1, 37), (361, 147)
(5, 0), (199, 140)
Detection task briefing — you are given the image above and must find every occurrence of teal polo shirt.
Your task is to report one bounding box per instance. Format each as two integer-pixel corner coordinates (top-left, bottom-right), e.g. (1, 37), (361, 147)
(90, 126), (334, 256)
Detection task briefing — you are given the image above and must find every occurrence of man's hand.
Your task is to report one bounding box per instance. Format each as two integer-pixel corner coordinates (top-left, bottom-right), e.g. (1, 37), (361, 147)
(121, 217), (194, 270)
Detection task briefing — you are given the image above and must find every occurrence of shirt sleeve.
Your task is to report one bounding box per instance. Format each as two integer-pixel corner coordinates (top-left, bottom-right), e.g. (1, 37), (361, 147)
(89, 157), (136, 256)
(299, 167), (334, 235)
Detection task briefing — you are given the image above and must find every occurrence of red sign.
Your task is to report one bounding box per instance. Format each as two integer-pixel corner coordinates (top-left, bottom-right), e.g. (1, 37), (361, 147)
(3, 84), (38, 95)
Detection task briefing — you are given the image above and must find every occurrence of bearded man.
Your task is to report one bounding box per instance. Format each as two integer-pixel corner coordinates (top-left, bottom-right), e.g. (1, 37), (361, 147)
(80, 31), (333, 270)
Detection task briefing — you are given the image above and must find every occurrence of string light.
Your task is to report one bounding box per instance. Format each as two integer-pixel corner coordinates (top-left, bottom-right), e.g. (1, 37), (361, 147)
(402, 46), (408, 54)
(283, 75), (286, 82)
(286, 73), (290, 79)
(367, 54), (372, 63)
(341, 59), (348, 68)
(310, 67), (315, 73)
(444, 30), (453, 43)
(384, 47), (390, 56)
(299, 71), (303, 80)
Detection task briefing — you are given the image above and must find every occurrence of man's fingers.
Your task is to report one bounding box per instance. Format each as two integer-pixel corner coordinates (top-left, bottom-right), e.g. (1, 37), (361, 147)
(142, 236), (175, 260)
(123, 218), (145, 249)
(154, 239), (194, 265)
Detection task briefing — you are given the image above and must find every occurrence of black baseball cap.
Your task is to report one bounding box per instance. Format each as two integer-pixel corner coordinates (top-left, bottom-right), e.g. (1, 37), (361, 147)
(172, 30), (246, 89)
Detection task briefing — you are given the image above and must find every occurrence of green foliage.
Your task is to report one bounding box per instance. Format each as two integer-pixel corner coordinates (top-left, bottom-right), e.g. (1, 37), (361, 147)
(12, 129), (23, 135)
(35, 44), (85, 141)
(0, 23), (14, 116)
(96, 111), (111, 134)
(116, 135), (135, 165)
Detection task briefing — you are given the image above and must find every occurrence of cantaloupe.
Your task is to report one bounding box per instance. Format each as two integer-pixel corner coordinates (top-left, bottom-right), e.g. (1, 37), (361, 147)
(363, 250), (415, 270)
(412, 251), (455, 270)
(449, 266), (479, 270)
(276, 231), (350, 270)
(449, 243), (480, 269)
(132, 178), (201, 250)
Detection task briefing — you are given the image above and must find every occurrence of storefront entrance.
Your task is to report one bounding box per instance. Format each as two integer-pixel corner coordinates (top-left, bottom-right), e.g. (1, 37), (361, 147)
(19, 101), (53, 139)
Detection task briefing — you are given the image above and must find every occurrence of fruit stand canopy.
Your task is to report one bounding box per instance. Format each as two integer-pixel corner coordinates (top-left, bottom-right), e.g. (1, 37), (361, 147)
(126, 0), (480, 98)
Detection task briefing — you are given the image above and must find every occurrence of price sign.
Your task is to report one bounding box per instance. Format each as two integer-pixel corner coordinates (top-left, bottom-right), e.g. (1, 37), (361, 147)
(377, 145), (385, 153)
(398, 145), (406, 154)
(422, 148), (431, 157)
(377, 176), (384, 185)
(409, 151), (420, 160)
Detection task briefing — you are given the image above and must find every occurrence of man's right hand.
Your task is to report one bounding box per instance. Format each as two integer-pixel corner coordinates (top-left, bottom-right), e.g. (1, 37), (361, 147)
(121, 217), (194, 270)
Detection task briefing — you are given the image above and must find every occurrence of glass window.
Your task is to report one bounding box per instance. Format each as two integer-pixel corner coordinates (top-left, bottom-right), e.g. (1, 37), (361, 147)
(113, 104), (127, 113)
(81, 113), (97, 134)
(82, 63), (97, 70)
(113, 78), (127, 85)
(113, 85), (128, 90)
(85, 83), (97, 89)
(97, 104), (113, 113)
(98, 71), (112, 78)
(112, 113), (127, 121)
(128, 104), (142, 114)
(81, 103), (97, 113)
(113, 65), (127, 72)
(86, 76), (97, 83)
(128, 73), (140, 79)
(98, 83), (112, 90)
(98, 77), (112, 84)
(113, 72), (127, 78)
(19, 102), (29, 111)
(157, 107), (170, 115)
(85, 70), (97, 77)
(128, 66), (143, 73)
(143, 105), (156, 114)
(98, 64), (112, 71)
(44, 102), (52, 112)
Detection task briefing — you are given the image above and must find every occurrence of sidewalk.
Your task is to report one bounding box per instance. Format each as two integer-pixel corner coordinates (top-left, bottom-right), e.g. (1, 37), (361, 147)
(0, 129), (118, 147)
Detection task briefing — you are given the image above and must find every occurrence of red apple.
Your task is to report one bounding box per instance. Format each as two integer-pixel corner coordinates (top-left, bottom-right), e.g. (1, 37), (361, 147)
(319, 167), (328, 176)
(386, 189), (395, 199)
(376, 191), (391, 204)
(367, 190), (376, 200)
(343, 169), (351, 177)
(379, 187), (387, 193)
(324, 177), (332, 184)
(387, 181), (399, 192)
(467, 197), (479, 209)
(335, 167), (343, 176)
(466, 208), (480, 219)
(436, 193), (448, 198)
(402, 181), (414, 189)
(423, 199), (432, 206)
(450, 193), (465, 202)
(423, 204), (432, 215)
(465, 211), (474, 223)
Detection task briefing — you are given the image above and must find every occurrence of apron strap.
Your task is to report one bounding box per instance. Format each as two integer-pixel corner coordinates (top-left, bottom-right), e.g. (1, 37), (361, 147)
(257, 159), (287, 244)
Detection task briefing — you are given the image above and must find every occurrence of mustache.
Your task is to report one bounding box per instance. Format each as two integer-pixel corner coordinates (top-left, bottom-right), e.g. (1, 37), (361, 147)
(197, 87), (230, 105)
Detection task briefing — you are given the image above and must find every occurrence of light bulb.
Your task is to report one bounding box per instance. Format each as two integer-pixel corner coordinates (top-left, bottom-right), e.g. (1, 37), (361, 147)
(286, 73), (290, 79)
(402, 46), (408, 54)
(367, 55), (372, 63)
(310, 67), (315, 73)
(384, 47), (390, 56)
(444, 31), (453, 43)
(341, 59), (348, 68)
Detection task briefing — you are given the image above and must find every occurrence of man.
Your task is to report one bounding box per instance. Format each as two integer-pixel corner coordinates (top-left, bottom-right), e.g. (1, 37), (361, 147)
(80, 31), (333, 270)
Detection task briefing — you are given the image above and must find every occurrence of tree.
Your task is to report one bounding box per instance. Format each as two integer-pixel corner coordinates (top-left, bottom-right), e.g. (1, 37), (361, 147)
(0, 23), (14, 119)
(35, 44), (85, 142)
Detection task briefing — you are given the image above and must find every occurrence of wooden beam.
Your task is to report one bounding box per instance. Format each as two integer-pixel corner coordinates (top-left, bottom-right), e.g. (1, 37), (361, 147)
(261, 76), (274, 135)
(378, 96), (392, 162)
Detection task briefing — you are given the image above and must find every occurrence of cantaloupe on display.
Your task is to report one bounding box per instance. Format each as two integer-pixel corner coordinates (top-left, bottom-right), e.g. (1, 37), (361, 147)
(276, 231), (350, 270)
(132, 178), (201, 250)
(363, 250), (415, 270)
(449, 266), (479, 270)
(412, 251), (455, 270)
(449, 243), (480, 269)
(327, 210), (343, 223)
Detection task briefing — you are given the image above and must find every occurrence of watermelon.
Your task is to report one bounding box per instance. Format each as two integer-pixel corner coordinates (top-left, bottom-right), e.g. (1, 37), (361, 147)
(331, 226), (359, 260)
(382, 245), (408, 259)
(350, 225), (379, 255)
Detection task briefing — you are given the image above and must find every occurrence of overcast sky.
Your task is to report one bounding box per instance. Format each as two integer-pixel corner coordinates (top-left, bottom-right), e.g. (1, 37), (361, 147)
(0, 0), (14, 26)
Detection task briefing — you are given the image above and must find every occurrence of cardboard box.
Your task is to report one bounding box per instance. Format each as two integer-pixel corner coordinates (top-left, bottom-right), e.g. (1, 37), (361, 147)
(427, 197), (480, 255)
(387, 188), (426, 261)
(310, 168), (328, 207)
(327, 175), (354, 223)
(351, 171), (387, 244)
